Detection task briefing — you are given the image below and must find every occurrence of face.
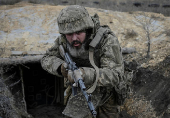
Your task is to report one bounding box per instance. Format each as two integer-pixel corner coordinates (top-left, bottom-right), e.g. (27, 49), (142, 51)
(65, 31), (86, 49)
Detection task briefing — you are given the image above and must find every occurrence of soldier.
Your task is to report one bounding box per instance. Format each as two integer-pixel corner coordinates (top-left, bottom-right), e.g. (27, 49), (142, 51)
(41, 5), (124, 118)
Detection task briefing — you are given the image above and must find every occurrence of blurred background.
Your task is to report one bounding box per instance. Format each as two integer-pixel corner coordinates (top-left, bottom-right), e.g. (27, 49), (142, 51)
(1, 0), (170, 16)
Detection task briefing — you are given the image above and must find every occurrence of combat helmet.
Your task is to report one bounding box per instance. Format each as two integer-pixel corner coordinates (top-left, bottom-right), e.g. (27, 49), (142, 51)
(57, 5), (94, 34)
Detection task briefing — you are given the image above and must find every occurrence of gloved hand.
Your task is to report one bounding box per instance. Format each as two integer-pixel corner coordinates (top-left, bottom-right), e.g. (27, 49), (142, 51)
(68, 68), (85, 83)
(61, 63), (68, 78)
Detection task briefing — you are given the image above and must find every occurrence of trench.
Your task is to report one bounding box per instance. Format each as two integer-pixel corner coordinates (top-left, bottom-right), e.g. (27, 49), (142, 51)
(21, 63), (65, 117)
(1, 56), (170, 118)
(1, 62), (65, 118)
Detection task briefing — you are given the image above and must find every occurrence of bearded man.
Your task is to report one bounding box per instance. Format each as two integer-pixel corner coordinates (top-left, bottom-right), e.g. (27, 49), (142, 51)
(41, 5), (124, 118)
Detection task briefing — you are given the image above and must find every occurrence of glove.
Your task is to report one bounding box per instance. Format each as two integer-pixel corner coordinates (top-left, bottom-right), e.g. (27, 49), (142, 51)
(61, 63), (68, 78)
(68, 68), (85, 83)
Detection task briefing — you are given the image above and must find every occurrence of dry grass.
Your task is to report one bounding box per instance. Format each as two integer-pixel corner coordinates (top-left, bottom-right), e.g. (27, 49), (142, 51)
(125, 29), (138, 39)
(1, 0), (170, 16)
(163, 29), (170, 37)
(122, 94), (157, 118)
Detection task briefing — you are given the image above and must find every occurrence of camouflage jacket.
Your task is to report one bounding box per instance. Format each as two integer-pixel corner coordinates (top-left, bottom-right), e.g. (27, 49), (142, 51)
(41, 26), (124, 89)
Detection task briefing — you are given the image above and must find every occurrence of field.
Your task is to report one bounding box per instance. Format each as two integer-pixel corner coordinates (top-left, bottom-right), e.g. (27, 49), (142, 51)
(1, 0), (170, 16)
(0, 1), (170, 118)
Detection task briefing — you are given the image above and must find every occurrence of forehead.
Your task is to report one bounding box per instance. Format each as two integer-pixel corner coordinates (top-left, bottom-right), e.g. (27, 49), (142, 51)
(65, 30), (86, 35)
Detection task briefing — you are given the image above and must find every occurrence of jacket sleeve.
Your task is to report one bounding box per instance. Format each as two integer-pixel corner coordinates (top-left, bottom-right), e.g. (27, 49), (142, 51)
(41, 37), (64, 77)
(82, 34), (124, 88)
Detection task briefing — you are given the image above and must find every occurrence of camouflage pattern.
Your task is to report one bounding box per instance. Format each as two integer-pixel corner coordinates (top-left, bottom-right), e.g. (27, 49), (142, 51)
(97, 92), (119, 118)
(41, 31), (124, 87)
(57, 5), (94, 34)
(41, 36), (65, 77)
(62, 88), (103, 118)
(41, 30), (124, 117)
(41, 5), (124, 118)
(62, 87), (119, 118)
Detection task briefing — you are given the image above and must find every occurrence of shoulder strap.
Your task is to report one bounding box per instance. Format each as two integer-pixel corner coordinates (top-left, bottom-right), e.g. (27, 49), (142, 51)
(86, 27), (107, 94)
(89, 27), (107, 48)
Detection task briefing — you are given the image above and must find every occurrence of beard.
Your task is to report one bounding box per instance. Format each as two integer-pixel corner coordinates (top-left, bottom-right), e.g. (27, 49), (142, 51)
(67, 41), (89, 59)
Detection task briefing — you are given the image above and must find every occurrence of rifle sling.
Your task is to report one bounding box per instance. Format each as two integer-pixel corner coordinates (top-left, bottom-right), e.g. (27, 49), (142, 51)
(86, 27), (107, 93)
(86, 50), (100, 94)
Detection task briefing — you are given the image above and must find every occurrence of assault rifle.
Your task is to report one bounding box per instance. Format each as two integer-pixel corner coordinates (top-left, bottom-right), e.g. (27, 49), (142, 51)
(59, 45), (97, 117)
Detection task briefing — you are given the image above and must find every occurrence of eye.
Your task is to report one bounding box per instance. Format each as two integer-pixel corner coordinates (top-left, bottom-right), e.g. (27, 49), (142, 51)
(66, 33), (73, 36)
(76, 30), (85, 35)
(76, 31), (81, 35)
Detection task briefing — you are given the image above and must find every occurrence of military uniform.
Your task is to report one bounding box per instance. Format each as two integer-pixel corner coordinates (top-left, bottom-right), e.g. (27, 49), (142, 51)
(41, 5), (124, 118)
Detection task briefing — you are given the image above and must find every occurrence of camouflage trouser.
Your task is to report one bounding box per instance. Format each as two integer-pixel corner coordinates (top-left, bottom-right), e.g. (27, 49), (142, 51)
(63, 86), (119, 118)
(83, 93), (119, 118)
(96, 93), (119, 118)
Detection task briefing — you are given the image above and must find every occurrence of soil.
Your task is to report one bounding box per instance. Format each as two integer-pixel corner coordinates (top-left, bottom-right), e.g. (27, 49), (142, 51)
(0, 1), (170, 118)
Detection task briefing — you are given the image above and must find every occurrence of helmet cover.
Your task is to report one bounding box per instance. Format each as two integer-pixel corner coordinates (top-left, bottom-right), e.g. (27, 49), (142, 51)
(57, 5), (94, 34)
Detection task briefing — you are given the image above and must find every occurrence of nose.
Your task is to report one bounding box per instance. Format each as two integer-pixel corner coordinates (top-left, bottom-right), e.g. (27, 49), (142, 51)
(72, 33), (78, 41)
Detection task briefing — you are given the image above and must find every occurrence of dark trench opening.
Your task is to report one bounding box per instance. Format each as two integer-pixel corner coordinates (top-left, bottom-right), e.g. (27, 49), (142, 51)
(1, 61), (67, 118)
(21, 62), (65, 116)
(1, 62), (65, 117)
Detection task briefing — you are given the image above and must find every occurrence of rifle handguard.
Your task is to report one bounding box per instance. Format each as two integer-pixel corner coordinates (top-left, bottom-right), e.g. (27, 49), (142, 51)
(68, 70), (74, 83)
(74, 69), (83, 82)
